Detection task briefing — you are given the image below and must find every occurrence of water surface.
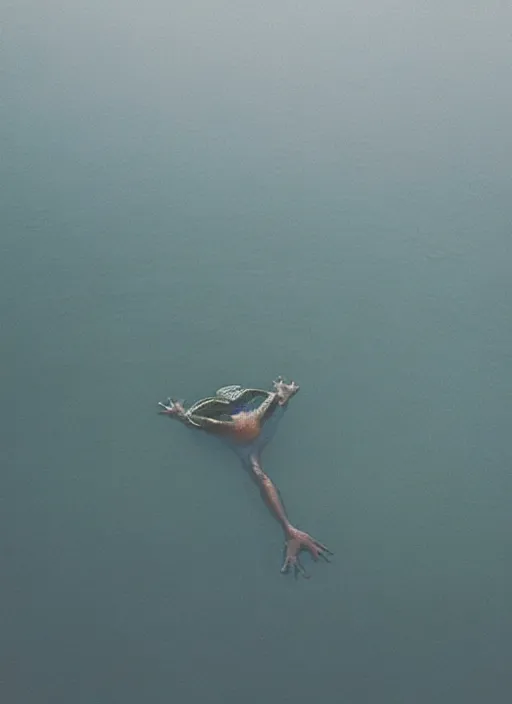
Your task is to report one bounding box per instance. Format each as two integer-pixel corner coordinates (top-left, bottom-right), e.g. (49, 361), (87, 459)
(2, 2), (512, 702)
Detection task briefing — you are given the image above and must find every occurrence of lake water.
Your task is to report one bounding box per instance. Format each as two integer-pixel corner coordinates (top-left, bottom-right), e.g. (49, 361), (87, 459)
(2, 2), (512, 702)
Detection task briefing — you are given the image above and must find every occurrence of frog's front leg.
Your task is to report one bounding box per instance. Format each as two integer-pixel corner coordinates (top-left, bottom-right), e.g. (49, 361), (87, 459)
(272, 376), (300, 406)
(157, 399), (187, 418)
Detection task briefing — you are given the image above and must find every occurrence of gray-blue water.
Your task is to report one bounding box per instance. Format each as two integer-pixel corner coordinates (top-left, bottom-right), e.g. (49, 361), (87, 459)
(2, 2), (512, 702)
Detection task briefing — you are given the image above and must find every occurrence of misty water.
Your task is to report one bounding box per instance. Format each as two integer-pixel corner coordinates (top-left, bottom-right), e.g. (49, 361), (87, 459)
(2, 2), (512, 702)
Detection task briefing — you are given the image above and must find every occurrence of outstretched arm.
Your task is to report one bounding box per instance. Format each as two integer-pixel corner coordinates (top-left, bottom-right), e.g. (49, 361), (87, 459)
(249, 377), (300, 425)
(248, 453), (332, 578)
(158, 400), (236, 433)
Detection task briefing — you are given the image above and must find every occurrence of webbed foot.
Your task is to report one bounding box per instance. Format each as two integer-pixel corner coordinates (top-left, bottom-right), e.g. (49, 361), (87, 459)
(281, 527), (332, 578)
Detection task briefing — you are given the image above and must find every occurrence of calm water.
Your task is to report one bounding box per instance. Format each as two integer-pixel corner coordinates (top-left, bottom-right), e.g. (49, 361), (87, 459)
(3, 2), (512, 702)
